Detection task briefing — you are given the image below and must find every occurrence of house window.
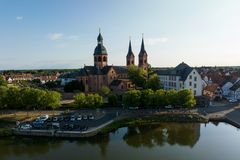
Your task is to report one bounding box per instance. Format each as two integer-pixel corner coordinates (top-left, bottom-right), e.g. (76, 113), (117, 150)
(189, 82), (192, 86)
(194, 90), (196, 95)
(194, 83), (197, 88)
(189, 75), (192, 79)
(194, 77), (197, 81)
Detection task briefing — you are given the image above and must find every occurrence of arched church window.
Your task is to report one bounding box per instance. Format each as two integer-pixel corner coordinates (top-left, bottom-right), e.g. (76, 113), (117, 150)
(98, 56), (102, 62)
(103, 56), (107, 62)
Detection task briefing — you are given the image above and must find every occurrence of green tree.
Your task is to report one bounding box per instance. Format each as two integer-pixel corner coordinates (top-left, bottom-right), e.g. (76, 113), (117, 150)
(146, 74), (161, 91)
(108, 94), (118, 107)
(42, 91), (61, 109)
(74, 93), (86, 108)
(155, 89), (167, 106)
(177, 89), (196, 107)
(0, 76), (7, 86)
(165, 90), (178, 106)
(127, 65), (147, 88)
(0, 86), (8, 109)
(74, 93), (103, 108)
(123, 90), (141, 108)
(140, 89), (155, 107)
(100, 86), (110, 97)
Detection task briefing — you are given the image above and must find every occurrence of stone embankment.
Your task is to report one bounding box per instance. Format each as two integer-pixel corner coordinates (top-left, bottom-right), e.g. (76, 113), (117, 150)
(12, 120), (113, 138)
(205, 104), (240, 128)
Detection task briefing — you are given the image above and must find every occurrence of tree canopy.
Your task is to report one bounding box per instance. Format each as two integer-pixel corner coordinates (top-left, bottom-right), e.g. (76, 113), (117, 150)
(74, 93), (103, 108)
(0, 86), (61, 110)
(127, 65), (147, 88)
(122, 89), (196, 108)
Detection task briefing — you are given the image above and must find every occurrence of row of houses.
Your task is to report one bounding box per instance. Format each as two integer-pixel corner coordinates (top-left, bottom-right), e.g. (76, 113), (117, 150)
(2, 73), (60, 84)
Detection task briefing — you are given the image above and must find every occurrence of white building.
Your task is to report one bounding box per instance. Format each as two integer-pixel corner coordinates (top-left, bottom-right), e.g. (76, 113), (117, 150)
(230, 80), (240, 100)
(221, 81), (234, 96)
(156, 62), (203, 96)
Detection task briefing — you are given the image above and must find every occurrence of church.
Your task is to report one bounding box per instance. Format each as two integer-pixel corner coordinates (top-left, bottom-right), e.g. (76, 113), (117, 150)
(60, 31), (149, 93)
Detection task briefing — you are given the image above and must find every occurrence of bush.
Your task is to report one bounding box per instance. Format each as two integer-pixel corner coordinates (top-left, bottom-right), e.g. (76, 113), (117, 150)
(108, 94), (118, 106)
(74, 93), (103, 108)
(123, 90), (141, 108)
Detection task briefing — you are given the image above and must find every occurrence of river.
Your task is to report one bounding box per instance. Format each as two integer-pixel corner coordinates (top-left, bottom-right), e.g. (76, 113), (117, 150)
(0, 122), (239, 160)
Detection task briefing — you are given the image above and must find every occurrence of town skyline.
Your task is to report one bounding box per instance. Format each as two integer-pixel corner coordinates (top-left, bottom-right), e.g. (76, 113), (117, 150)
(1, 0), (240, 70)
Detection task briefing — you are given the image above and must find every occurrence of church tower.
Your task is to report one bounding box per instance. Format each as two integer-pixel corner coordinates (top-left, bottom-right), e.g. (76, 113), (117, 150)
(94, 30), (108, 68)
(126, 39), (135, 66)
(138, 36), (148, 71)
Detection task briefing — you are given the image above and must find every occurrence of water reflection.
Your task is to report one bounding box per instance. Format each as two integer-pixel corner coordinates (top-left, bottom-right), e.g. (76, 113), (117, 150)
(0, 137), (63, 159)
(0, 123), (206, 160)
(123, 123), (200, 148)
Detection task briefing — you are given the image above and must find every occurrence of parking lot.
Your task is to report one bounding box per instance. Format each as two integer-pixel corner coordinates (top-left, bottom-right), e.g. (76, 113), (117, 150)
(20, 110), (117, 132)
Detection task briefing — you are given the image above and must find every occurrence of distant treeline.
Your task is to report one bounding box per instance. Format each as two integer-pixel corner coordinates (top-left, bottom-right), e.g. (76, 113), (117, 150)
(0, 69), (80, 75)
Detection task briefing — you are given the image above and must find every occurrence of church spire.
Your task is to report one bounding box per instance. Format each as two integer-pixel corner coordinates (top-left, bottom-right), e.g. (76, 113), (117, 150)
(97, 28), (103, 43)
(139, 34), (146, 55)
(127, 38), (134, 56)
(138, 33), (148, 71)
(126, 37), (135, 66)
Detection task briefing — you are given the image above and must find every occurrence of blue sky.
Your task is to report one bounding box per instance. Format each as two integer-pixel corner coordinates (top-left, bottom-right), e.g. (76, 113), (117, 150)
(0, 0), (240, 70)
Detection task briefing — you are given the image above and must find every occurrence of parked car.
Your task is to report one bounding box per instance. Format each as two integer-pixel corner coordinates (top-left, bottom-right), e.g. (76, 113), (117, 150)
(58, 116), (64, 121)
(88, 114), (95, 120)
(52, 122), (60, 129)
(39, 115), (49, 121)
(77, 115), (82, 121)
(83, 115), (88, 120)
(52, 117), (58, 122)
(20, 124), (32, 130)
(70, 115), (76, 121)
(164, 105), (173, 109)
(64, 117), (70, 122)
(229, 99), (238, 103)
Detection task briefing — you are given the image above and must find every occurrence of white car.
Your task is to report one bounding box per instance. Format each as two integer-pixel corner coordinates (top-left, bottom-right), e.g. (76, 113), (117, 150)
(20, 124), (32, 130)
(229, 99), (238, 103)
(77, 115), (82, 121)
(89, 114), (95, 120)
(70, 116), (76, 121)
(39, 115), (49, 121)
(164, 105), (173, 109)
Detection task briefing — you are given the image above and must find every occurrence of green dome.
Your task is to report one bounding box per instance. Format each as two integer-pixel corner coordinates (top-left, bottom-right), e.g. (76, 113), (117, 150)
(94, 44), (107, 55)
(94, 33), (107, 55)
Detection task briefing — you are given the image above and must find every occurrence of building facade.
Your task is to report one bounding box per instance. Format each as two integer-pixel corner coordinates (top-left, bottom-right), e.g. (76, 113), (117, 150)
(156, 62), (203, 96)
(59, 31), (148, 93)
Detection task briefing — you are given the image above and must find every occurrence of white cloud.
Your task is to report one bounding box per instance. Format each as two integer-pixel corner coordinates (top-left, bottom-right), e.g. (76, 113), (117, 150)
(55, 44), (66, 49)
(16, 16), (23, 20)
(145, 37), (168, 45)
(48, 33), (63, 40)
(67, 35), (79, 40)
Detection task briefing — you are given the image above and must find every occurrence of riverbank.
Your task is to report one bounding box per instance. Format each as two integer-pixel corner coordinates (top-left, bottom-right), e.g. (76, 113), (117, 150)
(3, 104), (240, 138)
(100, 114), (208, 134)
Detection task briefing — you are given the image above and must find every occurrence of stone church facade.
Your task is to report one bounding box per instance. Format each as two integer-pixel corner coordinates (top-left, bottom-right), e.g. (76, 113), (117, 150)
(61, 31), (149, 93)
